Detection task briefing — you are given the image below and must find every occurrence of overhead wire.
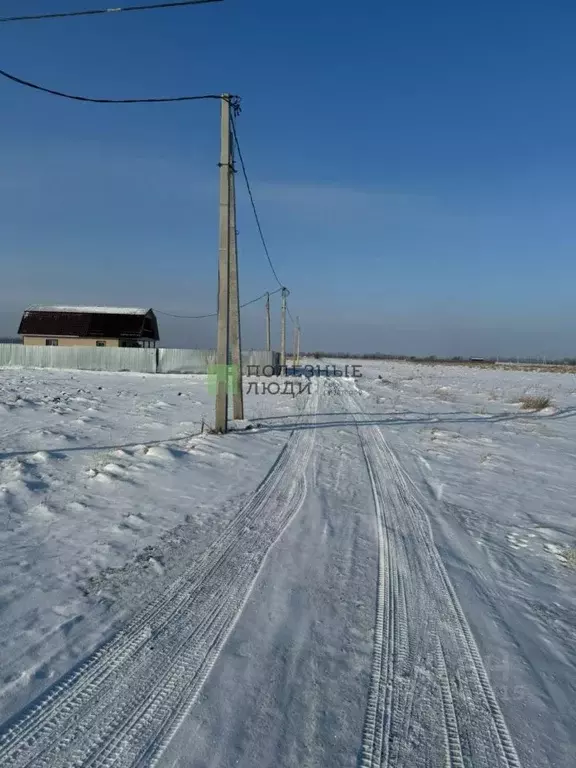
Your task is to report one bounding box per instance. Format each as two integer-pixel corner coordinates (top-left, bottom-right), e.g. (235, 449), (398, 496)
(229, 113), (285, 292)
(230, 114), (301, 334)
(0, 48), (295, 332)
(0, 0), (223, 24)
(0, 66), (228, 103)
(286, 304), (296, 326)
(154, 287), (282, 319)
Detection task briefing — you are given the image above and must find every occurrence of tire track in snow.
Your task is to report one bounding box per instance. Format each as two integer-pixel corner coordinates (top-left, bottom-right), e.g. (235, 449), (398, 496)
(341, 382), (522, 768)
(436, 638), (465, 768)
(372, 426), (522, 768)
(357, 446), (389, 768)
(0, 386), (319, 768)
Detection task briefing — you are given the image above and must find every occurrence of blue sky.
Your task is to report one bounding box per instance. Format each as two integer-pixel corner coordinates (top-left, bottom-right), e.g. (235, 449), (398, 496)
(1, 0), (575, 356)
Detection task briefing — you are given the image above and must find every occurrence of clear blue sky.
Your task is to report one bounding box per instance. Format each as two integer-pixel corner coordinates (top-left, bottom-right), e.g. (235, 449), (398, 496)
(1, 0), (575, 356)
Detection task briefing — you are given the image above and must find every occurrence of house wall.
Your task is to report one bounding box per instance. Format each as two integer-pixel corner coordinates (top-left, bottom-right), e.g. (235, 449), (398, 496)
(23, 336), (121, 347)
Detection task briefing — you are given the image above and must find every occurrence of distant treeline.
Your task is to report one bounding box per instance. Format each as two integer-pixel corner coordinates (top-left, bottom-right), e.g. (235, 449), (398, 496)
(304, 352), (576, 366)
(0, 337), (22, 344)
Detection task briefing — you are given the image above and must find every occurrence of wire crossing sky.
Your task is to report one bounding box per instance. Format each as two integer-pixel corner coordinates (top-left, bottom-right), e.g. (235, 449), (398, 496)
(0, 0), (223, 24)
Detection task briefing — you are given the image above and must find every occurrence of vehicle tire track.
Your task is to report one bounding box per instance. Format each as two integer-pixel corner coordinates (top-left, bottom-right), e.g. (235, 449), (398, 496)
(436, 637), (465, 768)
(375, 425), (522, 767)
(341, 380), (522, 768)
(0, 385), (319, 768)
(357, 446), (390, 768)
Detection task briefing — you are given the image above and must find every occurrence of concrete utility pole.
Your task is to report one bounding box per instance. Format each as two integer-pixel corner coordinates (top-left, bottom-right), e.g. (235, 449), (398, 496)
(295, 316), (300, 366)
(265, 292), (271, 352)
(215, 94), (232, 433)
(292, 317), (300, 365)
(280, 287), (289, 368)
(228, 142), (244, 421)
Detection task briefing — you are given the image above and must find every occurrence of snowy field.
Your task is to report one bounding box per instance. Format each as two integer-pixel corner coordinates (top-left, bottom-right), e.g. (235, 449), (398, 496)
(0, 361), (575, 767)
(0, 368), (300, 721)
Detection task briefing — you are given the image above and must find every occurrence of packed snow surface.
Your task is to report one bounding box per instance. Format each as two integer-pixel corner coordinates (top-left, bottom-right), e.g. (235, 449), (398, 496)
(0, 361), (574, 767)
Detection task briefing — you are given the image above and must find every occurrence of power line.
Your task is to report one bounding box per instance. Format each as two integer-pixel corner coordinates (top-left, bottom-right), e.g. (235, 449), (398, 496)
(154, 287), (282, 319)
(230, 116), (301, 332)
(0, 66), (231, 104)
(0, 62), (288, 335)
(155, 308), (218, 320)
(241, 287), (282, 309)
(0, 0), (222, 24)
(229, 113), (285, 292)
(286, 303), (296, 326)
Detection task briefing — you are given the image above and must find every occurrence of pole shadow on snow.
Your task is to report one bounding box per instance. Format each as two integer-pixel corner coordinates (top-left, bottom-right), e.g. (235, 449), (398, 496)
(251, 405), (576, 434)
(2, 408), (575, 456)
(0, 433), (202, 461)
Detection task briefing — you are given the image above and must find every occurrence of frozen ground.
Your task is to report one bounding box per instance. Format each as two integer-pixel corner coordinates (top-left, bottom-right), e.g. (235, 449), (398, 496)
(0, 367), (300, 721)
(0, 361), (575, 767)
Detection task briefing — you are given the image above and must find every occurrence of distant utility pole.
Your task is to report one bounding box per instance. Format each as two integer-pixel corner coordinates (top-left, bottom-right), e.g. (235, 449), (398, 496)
(265, 292), (271, 352)
(215, 94), (232, 433)
(280, 287), (289, 368)
(228, 139), (244, 421)
(295, 316), (300, 366)
(292, 315), (300, 366)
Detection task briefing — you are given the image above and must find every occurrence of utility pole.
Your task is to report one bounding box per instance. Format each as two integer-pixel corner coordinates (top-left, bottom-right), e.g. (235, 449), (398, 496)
(265, 292), (271, 352)
(215, 94), (232, 433)
(295, 316), (300, 366)
(228, 140), (244, 421)
(292, 316), (300, 366)
(280, 287), (289, 369)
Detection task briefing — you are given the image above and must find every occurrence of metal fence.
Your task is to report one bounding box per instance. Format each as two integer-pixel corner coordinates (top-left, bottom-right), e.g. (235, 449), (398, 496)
(157, 349), (279, 374)
(0, 344), (279, 375)
(157, 348), (215, 374)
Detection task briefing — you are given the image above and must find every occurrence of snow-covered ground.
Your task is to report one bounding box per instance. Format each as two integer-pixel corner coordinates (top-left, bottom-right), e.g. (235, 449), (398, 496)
(0, 368), (300, 722)
(0, 361), (575, 767)
(343, 360), (576, 767)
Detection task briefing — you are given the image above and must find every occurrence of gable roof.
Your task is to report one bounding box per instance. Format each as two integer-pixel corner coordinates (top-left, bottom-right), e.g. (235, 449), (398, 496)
(18, 306), (159, 340)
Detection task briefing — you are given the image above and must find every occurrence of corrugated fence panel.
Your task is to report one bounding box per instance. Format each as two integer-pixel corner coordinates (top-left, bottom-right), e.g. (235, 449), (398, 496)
(156, 349), (280, 374)
(0, 345), (280, 375)
(157, 349), (279, 374)
(0, 345), (156, 373)
(157, 348), (216, 374)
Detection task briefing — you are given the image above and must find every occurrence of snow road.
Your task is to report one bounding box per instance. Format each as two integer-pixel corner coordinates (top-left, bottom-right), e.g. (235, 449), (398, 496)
(1, 368), (574, 766)
(0, 385), (319, 768)
(343, 383), (521, 768)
